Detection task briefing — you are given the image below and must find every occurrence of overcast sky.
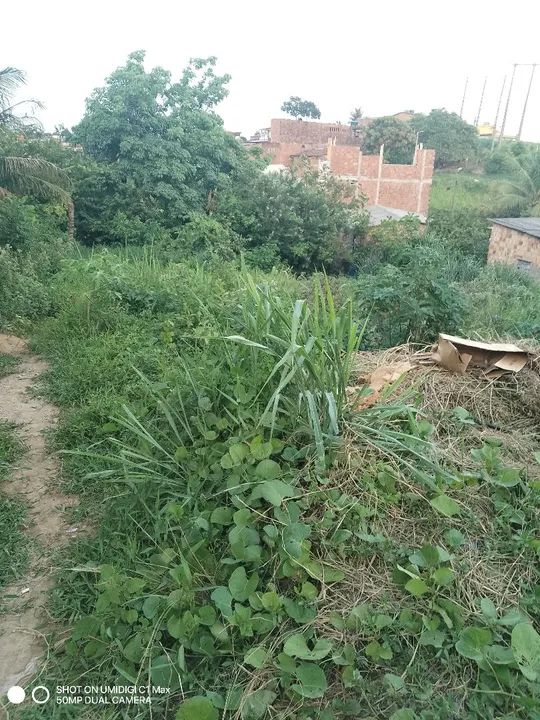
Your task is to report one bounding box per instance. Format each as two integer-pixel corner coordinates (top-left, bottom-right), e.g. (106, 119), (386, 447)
(3, 0), (540, 141)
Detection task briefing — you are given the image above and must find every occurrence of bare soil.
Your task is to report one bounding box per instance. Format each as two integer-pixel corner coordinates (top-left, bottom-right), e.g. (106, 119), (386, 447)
(0, 334), (77, 695)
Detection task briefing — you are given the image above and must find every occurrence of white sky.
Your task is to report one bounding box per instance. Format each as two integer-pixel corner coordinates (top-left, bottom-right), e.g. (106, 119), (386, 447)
(3, 0), (540, 141)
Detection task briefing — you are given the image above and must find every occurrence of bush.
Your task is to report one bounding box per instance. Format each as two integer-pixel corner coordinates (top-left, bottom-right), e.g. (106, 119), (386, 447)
(353, 216), (484, 282)
(356, 262), (466, 348)
(159, 213), (242, 263)
(0, 196), (70, 327)
(464, 263), (540, 339)
(216, 168), (367, 273)
(427, 209), (490, 262)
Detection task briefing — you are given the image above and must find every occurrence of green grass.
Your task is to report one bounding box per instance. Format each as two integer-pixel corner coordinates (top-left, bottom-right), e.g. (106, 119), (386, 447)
(0, 420), (28, 590)
(9, 250), (539, 720)
(430, 170), (506, 214)
(0, 352), (19, 378)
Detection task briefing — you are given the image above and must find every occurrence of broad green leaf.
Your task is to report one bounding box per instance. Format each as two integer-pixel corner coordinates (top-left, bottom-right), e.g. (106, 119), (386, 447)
(365, 640), (393, 661)
(197, 605), (217, 626)
(228, 566), (259, 602)
(432, 567), (454, 586)
(210, 507), (233, 525)
(485, 645), (515, 665)
(251, 480), (297, 506)
(429, 494), (460, 517)
(211, 586), (233, 617)
(410, 544), (439, 568)
(492, 467), (521, 487)
(480, 597), (497, 619)
(384, 673), (405, 693)
(511, 623), (540, 681)
(250, 436), (273, 460)
(275, 651), (297, 673)
(255, 459), (282, 480)
(405, 578), (429, 597)
(461, 626), (492, 648)
(389, 710), (417, 720)
(284, 634), (332, 660)
(261, 591), (282, 612)
(292, 662), (328, 698)
(444, 528), (464, 548)
(244, 645), (268, 668)
(240, 689), (277, 720)
(142, 595), (161, 620)
(419, 629), (445, 648)
(176, 697), (218, 720)
(229, 443), (249, 464)
(282, 522), (311, 558)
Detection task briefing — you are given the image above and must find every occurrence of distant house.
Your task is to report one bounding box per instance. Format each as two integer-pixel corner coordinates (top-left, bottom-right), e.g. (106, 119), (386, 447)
(488, 218), (540, 270)
(246, 118), (435, 215)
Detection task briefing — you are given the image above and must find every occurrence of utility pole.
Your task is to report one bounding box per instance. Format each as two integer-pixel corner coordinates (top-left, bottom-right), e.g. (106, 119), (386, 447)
(474, 76), (488, 127)
(491, 75), (506, 150)
(459, 76), (469, 118)
(498, 63), (517, 145)
(517, 63), (537, 140)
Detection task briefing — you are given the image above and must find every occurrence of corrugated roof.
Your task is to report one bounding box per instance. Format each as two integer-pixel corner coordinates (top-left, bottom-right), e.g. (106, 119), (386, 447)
(490, 217), (540, 239)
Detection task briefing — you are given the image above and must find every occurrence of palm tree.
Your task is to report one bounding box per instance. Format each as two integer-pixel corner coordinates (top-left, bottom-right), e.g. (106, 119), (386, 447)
(0, 66), (72, 216)
(498, 148), (540, 214)
(0, 67), (43, 130)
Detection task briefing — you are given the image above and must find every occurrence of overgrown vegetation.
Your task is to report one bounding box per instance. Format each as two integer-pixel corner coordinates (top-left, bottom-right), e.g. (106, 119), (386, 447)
(0, 419), (27, 590)
(0, 54), (539, 720)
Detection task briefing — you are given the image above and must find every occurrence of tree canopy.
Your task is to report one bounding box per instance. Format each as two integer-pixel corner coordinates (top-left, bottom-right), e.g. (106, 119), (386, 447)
(70, 51), (251, 242)
(280, 96), (321, 120)
(411, 109), (478, 168)
(362, 116), (416, 164)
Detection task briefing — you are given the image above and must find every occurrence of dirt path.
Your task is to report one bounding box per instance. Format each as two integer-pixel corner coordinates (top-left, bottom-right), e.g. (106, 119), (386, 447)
(0, 334), (76, 696)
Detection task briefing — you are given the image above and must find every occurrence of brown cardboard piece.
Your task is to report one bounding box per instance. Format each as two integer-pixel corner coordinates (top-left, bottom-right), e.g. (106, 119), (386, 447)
(432, 334), (528, 377)
(350, 360), (415, 409)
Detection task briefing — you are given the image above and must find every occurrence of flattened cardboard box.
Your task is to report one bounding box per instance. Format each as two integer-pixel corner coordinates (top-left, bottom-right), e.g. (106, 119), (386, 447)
(432, 334), (528, 376)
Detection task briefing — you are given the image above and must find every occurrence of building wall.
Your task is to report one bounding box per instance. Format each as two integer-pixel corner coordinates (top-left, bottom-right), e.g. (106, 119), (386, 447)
(246, 122), (435, 215)
(487, 224), (540, 268)
(326, 145), (435, 214)
(270, 118), (360, 146)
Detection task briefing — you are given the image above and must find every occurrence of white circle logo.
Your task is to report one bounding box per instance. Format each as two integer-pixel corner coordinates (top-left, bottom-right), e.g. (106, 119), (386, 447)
(31, 686), (50, 704)
(7, 686), (26, 704)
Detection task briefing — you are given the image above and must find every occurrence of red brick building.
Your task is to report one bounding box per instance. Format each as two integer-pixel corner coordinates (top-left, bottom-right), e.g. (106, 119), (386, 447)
(247, 118), (435, 216)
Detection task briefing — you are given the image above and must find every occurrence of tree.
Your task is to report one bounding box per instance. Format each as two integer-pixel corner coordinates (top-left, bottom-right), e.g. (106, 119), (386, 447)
(0, 68), (70, 203)
(362, 116), (416, 164)
(349, 107), (363, 124)
(71, 51), (251, 243)
(281, 96), (321, 120)
(215, 165), (366, 272)
(498, 148), (540, 214)
(0, 67), (43, 131)
(411, 109), (478, 168)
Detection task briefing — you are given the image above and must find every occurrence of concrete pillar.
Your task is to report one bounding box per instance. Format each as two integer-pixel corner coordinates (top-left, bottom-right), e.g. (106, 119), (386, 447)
(375, 144), (384, 205)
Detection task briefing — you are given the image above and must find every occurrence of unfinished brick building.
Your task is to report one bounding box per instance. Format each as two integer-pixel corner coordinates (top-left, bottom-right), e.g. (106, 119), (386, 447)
(248, 118), (435, 216)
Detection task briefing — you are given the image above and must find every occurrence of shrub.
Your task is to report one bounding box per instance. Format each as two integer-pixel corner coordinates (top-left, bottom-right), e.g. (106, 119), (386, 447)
(464, 263), (540, 339)
(427, 209), (490, 262)
(356, 254), (467, 348)
(216, 168), (367, 273)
